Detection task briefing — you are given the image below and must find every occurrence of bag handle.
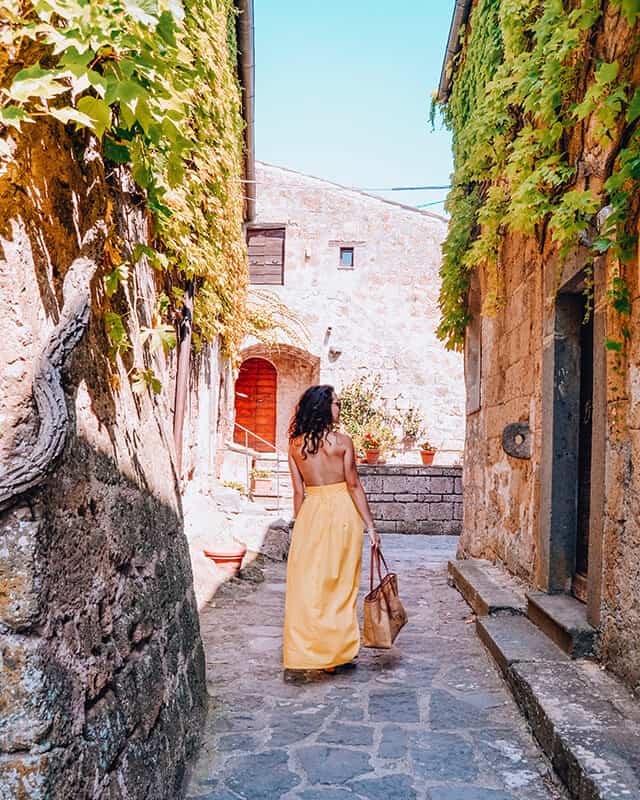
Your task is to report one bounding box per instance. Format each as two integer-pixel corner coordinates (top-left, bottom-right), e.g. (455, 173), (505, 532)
(369, 544), (390, 592)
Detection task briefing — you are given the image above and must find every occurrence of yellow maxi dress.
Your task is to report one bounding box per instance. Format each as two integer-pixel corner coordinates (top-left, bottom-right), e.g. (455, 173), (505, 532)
(283, 482), (363, 670)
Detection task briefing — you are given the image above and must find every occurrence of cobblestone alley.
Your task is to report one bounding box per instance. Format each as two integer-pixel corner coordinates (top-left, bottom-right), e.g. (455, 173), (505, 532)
(186, 535), (567, 800)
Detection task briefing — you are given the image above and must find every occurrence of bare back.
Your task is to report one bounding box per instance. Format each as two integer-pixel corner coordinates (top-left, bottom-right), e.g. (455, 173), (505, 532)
(289, 431), (351, 487)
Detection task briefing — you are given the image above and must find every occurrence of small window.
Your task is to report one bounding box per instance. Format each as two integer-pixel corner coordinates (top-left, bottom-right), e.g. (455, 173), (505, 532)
(339, 247), (354, 268)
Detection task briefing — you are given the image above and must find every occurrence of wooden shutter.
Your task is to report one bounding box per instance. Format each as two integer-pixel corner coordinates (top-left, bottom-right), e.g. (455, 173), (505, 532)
(247, 227), (285, 285)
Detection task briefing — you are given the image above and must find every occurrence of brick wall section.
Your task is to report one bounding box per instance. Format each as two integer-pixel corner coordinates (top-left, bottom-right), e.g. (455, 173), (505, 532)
(358, 465), (463, 534)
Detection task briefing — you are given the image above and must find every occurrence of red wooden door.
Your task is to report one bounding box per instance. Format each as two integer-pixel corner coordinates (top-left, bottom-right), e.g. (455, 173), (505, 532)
(234, 358), (277, 451)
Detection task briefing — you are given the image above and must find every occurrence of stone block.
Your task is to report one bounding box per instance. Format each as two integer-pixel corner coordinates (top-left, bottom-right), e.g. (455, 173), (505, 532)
(429, 502), (454, 521)
(430, 477), (454, 494)
(368, 494), (392, 503)
(359, 476), (384, 493)
(369, 690), (420, 722)
(394, 494), (417, 502)
(453, 503), (463, 521)
(0, 506), (41, 629)
(381, 476), (425, 495)
(416, 494), (443, 503)
(448, 559), (527, 617)
(0, 751), (61, 800)
(454, 477), (463, 495)
(0, 635), (51, 752)
(476, 615), (569, 677)
(509, 661), (640, 800)
(297, 746), (371, 784)
(526, 592), (598, 659)
(375, 503), (404, 522)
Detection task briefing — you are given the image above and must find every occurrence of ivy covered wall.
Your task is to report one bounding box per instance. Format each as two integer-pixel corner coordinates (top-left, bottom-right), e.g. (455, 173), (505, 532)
(437, 1), (640, 694)
(0, 1), (251, 796)
(435, 0), (640, 351)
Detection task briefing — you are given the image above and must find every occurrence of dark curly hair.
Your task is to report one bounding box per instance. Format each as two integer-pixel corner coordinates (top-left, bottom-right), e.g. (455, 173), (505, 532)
(288, 385), (335, 458)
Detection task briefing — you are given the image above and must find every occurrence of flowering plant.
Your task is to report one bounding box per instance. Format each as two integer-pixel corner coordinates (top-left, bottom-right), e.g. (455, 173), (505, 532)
(420, 439), (436, 452)
(362, 434), (380, 450)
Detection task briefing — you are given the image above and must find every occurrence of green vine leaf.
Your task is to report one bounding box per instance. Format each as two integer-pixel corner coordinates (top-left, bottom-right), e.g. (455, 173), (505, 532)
(7, 65), (68, 102)
(76, 96), (112, 138)
(104, 263), (130, 298)
(0, 105), (30, 130)
(131, 367), (162, 395)
(627, 89), (640, 123)
(140, 322), (176, 354)
(49, 107), (94, 128)
(105, 311), (131, 356)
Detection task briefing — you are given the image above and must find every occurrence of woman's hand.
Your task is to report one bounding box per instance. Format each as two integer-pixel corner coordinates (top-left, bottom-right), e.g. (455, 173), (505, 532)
(367, 527), (381, 548)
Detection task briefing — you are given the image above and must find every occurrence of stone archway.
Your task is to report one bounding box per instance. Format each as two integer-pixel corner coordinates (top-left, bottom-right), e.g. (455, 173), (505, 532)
(238, 344), (321, 452)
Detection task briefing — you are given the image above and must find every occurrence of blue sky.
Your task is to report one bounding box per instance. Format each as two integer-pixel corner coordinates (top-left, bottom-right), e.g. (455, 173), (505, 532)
(254, 0), (455, 212)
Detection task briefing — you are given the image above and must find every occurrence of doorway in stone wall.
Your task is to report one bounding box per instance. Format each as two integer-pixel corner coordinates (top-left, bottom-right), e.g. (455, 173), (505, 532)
(541, 272), (598, 604)
(574, 296), (594, 602)
(234, 357), (277, 451)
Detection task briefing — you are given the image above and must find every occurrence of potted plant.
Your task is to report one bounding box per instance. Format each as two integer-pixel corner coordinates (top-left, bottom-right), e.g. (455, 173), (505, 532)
(362, 433), (381, 464)
(419, 439), (437, 466)
(250, 468), (272, 494)
(400, 406), (424, 450)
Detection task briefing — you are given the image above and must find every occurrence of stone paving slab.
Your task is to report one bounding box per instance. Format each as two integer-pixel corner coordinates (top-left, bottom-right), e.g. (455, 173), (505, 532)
(186, 535), (566, 800)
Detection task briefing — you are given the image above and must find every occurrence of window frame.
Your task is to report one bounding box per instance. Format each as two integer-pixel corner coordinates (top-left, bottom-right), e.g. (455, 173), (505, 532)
(339, 246), (355, 269)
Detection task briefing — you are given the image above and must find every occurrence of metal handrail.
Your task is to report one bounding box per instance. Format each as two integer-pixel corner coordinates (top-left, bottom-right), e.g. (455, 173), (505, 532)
(232, 422), (282, 513)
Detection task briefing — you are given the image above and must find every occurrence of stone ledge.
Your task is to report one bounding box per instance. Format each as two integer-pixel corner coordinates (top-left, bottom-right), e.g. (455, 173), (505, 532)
(510, 661), (640, 800)
(358, 465), (463, 477)
(448, 559), (527, 617)
(477, 614), (570, 675)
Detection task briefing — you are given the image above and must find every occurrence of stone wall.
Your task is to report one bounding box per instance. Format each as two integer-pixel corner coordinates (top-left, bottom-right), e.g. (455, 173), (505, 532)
(245, 162), (465, 461)
(0, 118), (206, 797)
(451, 7), (640, 694)
(359, 465), (463, 535)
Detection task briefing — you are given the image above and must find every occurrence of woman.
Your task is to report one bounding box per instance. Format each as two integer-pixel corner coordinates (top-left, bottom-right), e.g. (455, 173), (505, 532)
(283, 385), (381, 672)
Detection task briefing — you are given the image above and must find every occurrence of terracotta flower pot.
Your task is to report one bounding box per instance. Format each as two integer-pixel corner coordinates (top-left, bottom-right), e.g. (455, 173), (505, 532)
(365, 449), (380, 464)
(252, 477), (272, 494)
(203, 545), (247, 577)
(420, 449), (436, 466)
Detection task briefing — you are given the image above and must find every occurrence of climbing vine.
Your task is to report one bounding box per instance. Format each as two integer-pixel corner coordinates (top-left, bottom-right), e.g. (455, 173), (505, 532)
(434, 0), (640, 351)
(0, 0), (253, 390)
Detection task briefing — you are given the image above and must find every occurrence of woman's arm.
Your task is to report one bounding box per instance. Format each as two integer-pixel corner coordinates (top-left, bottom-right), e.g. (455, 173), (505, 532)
(343, 436), (381, 547)
(288, 445), (305, 519)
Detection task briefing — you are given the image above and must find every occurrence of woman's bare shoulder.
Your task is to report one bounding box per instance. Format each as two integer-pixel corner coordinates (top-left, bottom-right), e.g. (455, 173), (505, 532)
(334, 430), (353, 448)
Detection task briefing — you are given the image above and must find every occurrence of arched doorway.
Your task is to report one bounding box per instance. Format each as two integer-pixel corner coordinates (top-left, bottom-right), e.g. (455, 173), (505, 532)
(234, 357), (277, 451)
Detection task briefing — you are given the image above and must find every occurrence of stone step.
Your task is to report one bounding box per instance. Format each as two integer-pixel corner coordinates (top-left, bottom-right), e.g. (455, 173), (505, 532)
(509, 660), (640, 799)
(448, 559), (527, 617)
(476, 614), (569, 676)
(526, 591), (598, 659)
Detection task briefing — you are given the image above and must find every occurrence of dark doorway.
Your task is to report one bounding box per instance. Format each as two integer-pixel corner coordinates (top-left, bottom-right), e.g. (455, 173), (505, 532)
(234, 357), (277, 451)
(540, 272), (597, 600)
(574, 301), (594, 601)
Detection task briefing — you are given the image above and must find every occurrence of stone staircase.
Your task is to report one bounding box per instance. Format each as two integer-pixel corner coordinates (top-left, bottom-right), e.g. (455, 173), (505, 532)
(448, 559), (640, 800)
(251, 452), (293, 513)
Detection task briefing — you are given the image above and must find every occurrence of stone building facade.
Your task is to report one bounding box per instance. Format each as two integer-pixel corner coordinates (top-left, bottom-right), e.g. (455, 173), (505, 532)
(234, 162), (465, 459)
(439, 1), (640, 693)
